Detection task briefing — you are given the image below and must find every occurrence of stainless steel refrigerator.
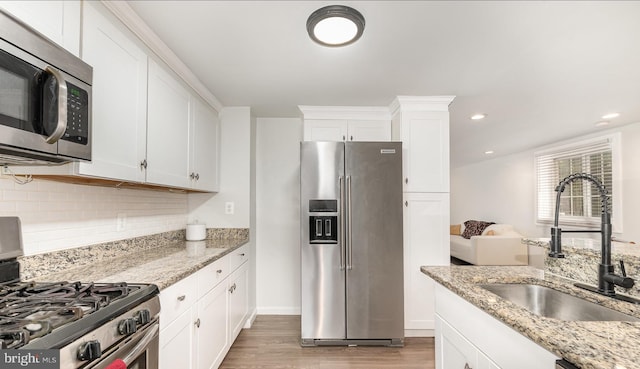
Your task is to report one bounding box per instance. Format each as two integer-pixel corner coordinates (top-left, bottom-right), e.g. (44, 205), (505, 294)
(300, 141), (404, 346)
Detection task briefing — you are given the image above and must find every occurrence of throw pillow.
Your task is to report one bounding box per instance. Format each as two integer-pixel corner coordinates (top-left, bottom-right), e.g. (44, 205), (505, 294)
(485, 230), (496, 236)
(461, 220), (495, 239)
(450, 224), (461, 235)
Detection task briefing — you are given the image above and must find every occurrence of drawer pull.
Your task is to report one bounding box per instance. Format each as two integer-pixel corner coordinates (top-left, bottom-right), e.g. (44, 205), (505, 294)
(239, 253), (245, 257)
(177, 295), (186, 301)
(216, 269), (223, 274)
(195, 318), (201, 328)
(464, 364), (472, 369)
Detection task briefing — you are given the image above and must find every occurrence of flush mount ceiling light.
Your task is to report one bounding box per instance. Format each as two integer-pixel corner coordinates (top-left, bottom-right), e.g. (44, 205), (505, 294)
(307, 5), (365, 47)
(470, 114), (486, 120)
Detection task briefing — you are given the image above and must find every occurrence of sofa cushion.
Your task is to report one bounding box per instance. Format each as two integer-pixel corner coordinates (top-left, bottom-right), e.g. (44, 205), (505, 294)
(482, 224), (522, 237)
(461, 220), (494, 239)
(450, 224), (461, 235)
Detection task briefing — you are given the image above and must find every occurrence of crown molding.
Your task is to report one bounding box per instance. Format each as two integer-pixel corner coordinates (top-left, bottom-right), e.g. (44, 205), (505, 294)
(298, 105), (392, 120)
(101, 1), (223, 113)
(389, 96), (455, 115)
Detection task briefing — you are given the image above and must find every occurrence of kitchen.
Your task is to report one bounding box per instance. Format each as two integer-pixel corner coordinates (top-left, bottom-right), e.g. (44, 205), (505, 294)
(1, 1), (640, 369)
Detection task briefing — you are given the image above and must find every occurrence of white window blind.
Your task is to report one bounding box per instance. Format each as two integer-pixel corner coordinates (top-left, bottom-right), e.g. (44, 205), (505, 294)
(535, 135), (620, 229)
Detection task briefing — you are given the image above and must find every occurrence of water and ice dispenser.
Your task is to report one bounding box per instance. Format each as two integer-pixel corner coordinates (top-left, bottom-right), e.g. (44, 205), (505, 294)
(308, 200), (338, 244)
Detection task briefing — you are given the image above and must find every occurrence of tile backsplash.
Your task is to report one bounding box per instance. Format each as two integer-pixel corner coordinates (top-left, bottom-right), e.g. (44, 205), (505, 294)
(0, 175), (188, 255)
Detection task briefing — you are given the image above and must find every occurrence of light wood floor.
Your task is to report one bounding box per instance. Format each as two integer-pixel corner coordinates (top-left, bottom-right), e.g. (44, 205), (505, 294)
(219, 315), (435, 369)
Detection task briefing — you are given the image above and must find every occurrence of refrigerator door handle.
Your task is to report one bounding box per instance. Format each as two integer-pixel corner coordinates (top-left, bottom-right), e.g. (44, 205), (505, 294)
(346, 175), (353, 270)
(339, 175), (346, 270)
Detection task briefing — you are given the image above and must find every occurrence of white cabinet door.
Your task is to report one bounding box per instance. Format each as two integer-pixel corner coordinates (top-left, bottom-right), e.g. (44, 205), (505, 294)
(0, 1), (80, 55)
(404, 193), (449, 332)
(79, 2), (147, 182)
(347, 120), (390, 141)
(147, 59), (191, 189)
(303, 119), (348, 141)
(304, 119), (390, 142)
(397, 111), (449, 192)
(196, 281), (229, 369)
(190, 98), (220, 191)
(436, 316), (478, 369)
(228, 262), (249, 341)
(160, 308), (196, 369)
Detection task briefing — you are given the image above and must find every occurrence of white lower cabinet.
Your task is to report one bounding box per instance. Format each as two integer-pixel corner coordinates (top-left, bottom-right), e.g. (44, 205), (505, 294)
(434, 283), (559, 369)
(160, 250), (250, 369)
(404, 193), (449, 335)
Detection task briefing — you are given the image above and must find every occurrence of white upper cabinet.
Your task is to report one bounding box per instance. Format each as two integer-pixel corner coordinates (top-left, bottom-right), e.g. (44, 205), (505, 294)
(299, 106), (391, 142)
(0, 0), (81, 55)
(391, 96), (454, 193)
(79, 2), (148, 182)
(146, 58), (191, 189)
(190, 98), (220, 192)
(303, 119), (390, 142)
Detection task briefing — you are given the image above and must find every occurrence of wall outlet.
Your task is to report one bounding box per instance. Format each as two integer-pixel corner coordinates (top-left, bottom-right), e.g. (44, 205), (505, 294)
(116, 213), (127, 231)
(225, 202), (235, 215)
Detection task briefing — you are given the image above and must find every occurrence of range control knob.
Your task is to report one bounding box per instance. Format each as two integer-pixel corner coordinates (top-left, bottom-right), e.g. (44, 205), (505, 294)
(77, 340), (102, 361)
(135, 309), (151, 325)
(118, 318), (137, 335)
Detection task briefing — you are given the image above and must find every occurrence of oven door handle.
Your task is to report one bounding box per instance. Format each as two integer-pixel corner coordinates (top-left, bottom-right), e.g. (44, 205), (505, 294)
(121, 323), (159, 366)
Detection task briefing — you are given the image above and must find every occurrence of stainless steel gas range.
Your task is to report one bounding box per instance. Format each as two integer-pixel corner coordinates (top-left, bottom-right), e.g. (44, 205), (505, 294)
(0, 217), (160, 369)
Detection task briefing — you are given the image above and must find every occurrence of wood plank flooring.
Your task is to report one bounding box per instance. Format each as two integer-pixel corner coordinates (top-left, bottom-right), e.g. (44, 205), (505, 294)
(219, 315), (435, 369)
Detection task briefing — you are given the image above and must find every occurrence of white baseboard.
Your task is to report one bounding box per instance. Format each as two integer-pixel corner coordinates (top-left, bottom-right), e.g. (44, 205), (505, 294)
(405, 329), (435, 337)
(256, 306), (301, 315)
(244, 308), (258, 329)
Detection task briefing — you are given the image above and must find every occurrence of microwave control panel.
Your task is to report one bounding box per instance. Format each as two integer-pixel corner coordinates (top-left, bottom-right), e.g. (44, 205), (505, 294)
(63, 82), (89, 145)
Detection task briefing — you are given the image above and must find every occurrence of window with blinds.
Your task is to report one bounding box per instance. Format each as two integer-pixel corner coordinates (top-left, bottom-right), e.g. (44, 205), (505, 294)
(535, 134), (621, 229)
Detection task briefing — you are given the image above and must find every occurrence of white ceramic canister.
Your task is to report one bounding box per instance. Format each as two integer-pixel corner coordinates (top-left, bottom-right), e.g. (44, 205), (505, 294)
(186, 223), (207, 241)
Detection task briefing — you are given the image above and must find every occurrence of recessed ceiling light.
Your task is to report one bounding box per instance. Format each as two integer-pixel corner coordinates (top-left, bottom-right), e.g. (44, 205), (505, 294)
(307, 5), (365, 47)
(484, 150), (494, 155)
(595, 121), (610, 127)
(471, 114), (486, 120)
(601, 112), (620, 119)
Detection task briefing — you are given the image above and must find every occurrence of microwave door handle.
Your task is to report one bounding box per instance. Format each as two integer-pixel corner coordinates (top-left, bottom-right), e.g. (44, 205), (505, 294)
(43, 65), (68, 144)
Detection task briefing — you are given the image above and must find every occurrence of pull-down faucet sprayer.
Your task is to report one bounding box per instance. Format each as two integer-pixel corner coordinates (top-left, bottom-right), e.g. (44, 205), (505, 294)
(549, 173), (635, 298)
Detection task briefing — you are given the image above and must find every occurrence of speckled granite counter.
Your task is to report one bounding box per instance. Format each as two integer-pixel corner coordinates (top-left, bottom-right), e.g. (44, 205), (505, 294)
(524, 237), (640, 299)
(422, 265), (640, 369)
(18, 228), (249, 290)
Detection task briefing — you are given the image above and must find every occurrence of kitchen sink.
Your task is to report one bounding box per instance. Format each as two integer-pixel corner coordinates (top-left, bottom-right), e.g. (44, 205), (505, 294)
(480, 283), (640, 322)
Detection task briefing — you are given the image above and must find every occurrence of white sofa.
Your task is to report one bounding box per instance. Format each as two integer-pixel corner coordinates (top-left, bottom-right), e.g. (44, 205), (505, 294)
(450, 224), (528, 265)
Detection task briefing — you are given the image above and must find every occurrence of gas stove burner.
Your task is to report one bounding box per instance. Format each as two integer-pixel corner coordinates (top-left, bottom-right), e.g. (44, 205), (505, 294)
(0, 281), (152, 349)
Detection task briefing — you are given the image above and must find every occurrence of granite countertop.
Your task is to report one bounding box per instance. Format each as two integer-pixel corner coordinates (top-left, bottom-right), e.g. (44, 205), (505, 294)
(27, 238), (248, 290)
(422, 265), (640, 369)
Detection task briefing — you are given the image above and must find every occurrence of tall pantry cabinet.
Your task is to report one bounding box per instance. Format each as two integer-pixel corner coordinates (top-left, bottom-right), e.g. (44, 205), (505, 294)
(391, 96), (454, 337)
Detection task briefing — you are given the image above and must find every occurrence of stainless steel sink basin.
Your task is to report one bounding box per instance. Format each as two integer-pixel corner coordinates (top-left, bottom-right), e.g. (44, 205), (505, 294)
(480, 283), (640, 322)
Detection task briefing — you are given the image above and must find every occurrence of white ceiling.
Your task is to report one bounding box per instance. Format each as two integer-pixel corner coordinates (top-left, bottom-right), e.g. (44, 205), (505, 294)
(127, 1), (640, 167)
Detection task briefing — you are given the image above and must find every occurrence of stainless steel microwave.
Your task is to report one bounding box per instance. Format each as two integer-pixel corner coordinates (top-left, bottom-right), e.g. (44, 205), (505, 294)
(0, 10), (92, 165)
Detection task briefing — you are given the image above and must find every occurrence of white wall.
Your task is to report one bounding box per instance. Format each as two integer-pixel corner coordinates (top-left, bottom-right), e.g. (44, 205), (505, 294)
(188, 107), (252, 228)
(0, 176), (187, 255)
(451, 121), (640, 244)
(255, 117), (303, 314)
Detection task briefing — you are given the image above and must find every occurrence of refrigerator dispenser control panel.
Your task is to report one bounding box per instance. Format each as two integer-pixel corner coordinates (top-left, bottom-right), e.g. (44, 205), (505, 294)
(309, 200), (338, 244)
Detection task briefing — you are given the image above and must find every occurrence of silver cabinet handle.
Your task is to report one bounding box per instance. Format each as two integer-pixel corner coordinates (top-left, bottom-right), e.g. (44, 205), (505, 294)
(216, 269), (223, 274)
(405, 177), (408, 184)
(177, 295), (186, 301)
(464, 364), (472, 369)
(190, 172), (196, 180)
(405, 201), (408, 207)
(194, 318), (200, 328)
(239, 253), (245, 257)
(195, 173), (199, 180)
(43, 65), (68, 144)
(140, 159), (148, 170)
(350, 135), (353, 141)
(342, 135), (346, 141)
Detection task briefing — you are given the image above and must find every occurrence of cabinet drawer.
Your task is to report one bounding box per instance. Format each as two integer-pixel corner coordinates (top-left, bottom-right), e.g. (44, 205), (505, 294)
(229, 245), (249, 271)
(197, 256), (230, 299)
(160, 272), (197, 330)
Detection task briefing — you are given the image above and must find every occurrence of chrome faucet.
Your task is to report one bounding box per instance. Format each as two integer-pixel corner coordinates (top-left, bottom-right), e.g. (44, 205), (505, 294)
(549, 173), (635, 298)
